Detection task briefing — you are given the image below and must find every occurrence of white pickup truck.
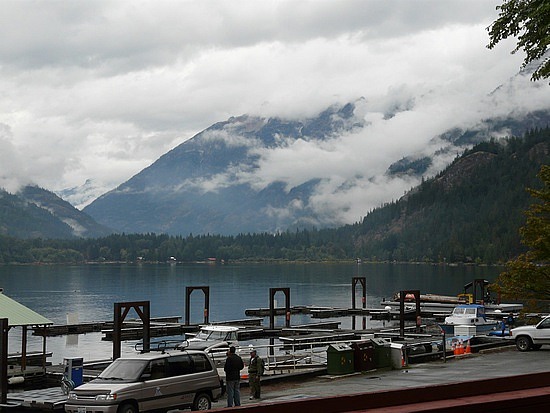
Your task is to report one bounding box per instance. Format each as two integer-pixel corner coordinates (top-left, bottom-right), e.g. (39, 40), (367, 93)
(510, 315), (550, 351)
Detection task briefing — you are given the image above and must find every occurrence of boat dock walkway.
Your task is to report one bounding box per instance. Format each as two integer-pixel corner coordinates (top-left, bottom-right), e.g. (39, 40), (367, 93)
(245, 304), (519, 321)
(32, 316), (184, 337)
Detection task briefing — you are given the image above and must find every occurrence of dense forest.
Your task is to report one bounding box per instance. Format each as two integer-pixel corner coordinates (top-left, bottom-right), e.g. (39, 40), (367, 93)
(0, 128), (548, 265)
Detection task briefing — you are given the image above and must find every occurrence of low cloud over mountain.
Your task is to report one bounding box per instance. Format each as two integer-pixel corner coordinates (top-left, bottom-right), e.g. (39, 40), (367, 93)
(84, 71), (550, 236)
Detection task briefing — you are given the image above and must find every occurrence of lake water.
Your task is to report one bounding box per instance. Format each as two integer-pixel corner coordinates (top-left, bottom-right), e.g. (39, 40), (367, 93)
(0, 263), (502, 364)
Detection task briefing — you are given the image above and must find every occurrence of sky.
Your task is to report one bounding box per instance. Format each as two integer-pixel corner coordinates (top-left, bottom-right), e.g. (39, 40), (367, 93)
(0, 0), (548, 217)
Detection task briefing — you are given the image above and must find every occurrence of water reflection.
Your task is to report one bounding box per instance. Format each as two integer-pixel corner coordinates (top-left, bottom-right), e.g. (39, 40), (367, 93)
(0, 263), (502, 364)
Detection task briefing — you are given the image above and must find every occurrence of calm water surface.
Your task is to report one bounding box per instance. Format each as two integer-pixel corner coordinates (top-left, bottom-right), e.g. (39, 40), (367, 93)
(0, 263), (502, 363)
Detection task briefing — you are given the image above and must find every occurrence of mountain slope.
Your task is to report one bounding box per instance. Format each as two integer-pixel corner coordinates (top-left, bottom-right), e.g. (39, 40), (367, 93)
(84, 98), (550, 236)
(351, 129), (550, 263)
(0, 130), (547, 263)
(84, 104), (364, 235)
(0, 186), (112, 239)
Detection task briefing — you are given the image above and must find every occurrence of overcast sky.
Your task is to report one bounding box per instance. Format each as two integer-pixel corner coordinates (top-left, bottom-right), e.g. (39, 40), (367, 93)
(0, 0), (548, 215)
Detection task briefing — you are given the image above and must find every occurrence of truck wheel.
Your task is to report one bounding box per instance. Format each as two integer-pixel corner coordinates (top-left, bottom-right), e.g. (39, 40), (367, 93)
(516, 336), (532, 352)
(192, 393), (211, 411)
(118, 403), (138, 413)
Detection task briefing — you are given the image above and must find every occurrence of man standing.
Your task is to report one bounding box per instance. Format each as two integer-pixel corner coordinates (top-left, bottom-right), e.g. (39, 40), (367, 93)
(224, 346), (244, 407)
(248, 348), (264, 400)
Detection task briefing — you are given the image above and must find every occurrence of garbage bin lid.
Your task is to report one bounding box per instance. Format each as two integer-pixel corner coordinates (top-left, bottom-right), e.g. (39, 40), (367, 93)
(328, 343), (352, 351)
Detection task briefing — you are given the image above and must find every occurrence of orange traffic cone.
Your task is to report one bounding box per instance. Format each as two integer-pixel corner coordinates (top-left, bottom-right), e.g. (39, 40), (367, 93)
(452, 342), (457, 356)
(465, 340), (471, 354)
(457, 340), (464, 355)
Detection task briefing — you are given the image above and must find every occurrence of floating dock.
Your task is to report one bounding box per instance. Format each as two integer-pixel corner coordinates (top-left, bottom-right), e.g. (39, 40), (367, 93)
(6, 386), (67, 411)
(32, 316), (182, 337)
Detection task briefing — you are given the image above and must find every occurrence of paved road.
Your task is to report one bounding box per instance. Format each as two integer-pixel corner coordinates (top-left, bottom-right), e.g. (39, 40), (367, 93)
(232, 345), (550, 407)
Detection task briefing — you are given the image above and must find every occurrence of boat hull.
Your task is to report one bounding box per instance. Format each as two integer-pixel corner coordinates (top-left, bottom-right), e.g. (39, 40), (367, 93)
(439, 322), (500, 335)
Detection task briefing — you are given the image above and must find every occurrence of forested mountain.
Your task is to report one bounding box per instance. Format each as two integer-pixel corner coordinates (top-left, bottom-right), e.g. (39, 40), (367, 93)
(349, 128), (550, 263)
(0, 186), (112, 239)
(1, 129), (548, 264)
(83, 96), (550, 236)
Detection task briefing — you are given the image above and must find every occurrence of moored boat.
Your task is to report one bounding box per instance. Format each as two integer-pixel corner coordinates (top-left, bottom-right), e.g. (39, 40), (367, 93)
(439, 304), (499, 335)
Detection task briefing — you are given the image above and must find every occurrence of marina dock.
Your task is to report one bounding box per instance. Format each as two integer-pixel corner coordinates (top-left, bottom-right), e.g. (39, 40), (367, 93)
(2, 279), (539, 412)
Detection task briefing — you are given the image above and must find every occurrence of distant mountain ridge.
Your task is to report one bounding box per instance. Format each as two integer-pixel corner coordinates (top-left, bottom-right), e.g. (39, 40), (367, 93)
(83, 98), (550, 236)
(84, 103), (366, 235)
(0, 186), (112, 239)
(0, 130), (548, 264)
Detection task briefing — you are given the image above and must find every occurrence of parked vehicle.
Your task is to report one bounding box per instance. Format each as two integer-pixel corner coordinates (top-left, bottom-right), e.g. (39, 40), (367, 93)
(64, 349), (223, 413)
(510, 315), (550, 352)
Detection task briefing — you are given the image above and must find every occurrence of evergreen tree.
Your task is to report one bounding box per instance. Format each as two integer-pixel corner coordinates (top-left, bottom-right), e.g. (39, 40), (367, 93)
(495, 165), (550, 310)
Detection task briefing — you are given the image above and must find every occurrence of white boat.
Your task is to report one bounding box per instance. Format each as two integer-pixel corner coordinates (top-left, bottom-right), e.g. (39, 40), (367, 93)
(186, 325), (239, 345)
(181, 325), (241, 366)
(439, 304), (499, 335)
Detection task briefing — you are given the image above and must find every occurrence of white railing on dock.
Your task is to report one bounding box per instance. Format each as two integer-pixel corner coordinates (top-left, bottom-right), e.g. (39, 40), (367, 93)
(230, 339), (369, 374)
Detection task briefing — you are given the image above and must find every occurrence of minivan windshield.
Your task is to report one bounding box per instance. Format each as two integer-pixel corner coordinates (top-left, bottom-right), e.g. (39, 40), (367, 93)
(94, 359), (148, 382)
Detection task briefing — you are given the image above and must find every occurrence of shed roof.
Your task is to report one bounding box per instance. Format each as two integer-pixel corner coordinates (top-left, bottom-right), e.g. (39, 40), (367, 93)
(0, 292), (53, 327)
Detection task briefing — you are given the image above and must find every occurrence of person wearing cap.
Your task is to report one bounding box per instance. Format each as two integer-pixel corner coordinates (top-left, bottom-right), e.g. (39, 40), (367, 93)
(247, 348), (264, 400)
(224, 346), (244, 407)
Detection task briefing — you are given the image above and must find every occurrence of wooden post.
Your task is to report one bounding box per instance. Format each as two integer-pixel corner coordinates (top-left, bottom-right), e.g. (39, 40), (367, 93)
(185, 286), (210, 325)
(352, 277), (366, 330)
(1, 318), (8, 406)
(113, 301), (151, 360)
(269, 288), (290, 330)
(399, 290), (420, 338)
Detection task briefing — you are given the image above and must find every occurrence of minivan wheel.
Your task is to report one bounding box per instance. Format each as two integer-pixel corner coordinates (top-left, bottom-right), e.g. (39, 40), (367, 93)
(118, 403), (138, 413)
(192, 393), (211, 411)
(516, 336), (532, 352)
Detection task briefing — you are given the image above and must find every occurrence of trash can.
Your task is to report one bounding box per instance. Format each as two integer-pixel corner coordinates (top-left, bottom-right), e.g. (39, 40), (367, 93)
(371, 338), (391, 369)
(326, 343), (354, 375)
(351, 340), (375, 372)
(390, 342), (408, 369)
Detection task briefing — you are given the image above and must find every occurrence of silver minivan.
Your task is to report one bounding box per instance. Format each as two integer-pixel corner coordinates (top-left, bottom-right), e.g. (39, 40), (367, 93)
(64, 349), (224, 413)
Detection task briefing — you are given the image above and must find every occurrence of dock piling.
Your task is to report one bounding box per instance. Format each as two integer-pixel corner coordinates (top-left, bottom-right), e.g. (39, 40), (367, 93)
(351, 277), (367, 330)
(185, 286), (210, 325)
(269, 288), (290, 330)
(1, 318), (8, 406)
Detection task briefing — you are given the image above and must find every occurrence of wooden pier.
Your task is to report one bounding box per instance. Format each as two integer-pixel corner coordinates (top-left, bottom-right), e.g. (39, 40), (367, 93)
(32, 316), (181, 337)
(245, 305), (447, 320)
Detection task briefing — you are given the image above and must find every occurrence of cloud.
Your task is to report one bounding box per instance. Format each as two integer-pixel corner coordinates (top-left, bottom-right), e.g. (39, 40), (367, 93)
(0, 0), (545, 221)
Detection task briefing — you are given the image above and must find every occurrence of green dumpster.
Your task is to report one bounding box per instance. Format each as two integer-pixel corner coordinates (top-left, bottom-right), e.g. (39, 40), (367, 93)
(327, 343), (354, 375)
(351, 340), (375, 372)
(372, 338), (391, 369)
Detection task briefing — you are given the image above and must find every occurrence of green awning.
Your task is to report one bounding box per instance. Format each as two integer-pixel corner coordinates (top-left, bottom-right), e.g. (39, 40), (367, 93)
(0, 292), (53, 327)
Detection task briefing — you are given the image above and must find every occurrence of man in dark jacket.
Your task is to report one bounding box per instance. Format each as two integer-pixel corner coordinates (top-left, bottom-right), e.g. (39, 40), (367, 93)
(224, 346), (244, 407)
